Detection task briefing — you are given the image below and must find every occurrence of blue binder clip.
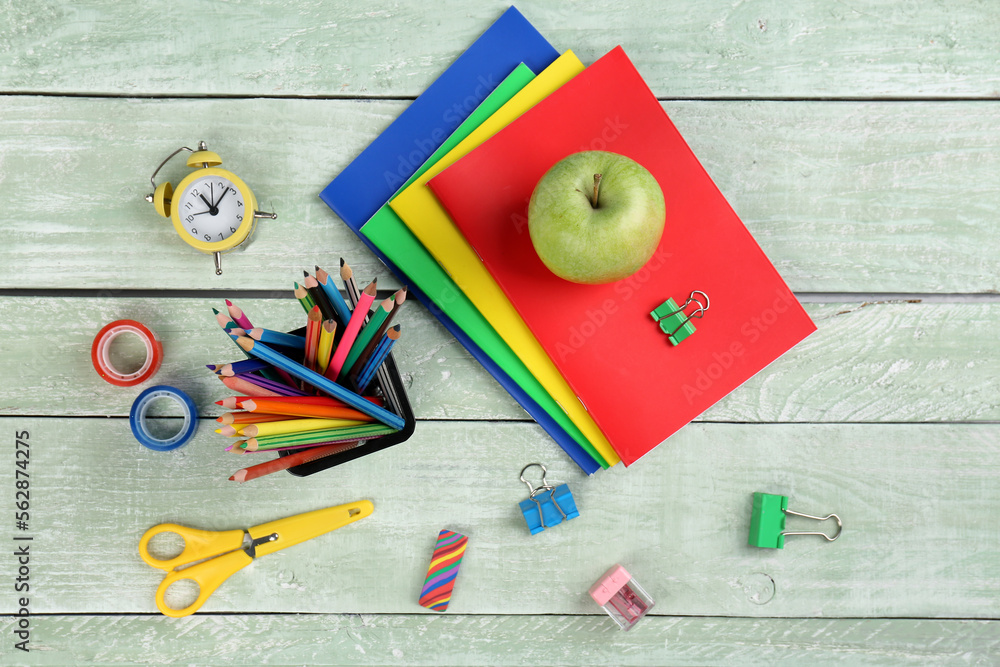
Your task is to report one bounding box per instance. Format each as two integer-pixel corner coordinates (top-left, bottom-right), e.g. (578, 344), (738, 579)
(518, 463), (579, 535)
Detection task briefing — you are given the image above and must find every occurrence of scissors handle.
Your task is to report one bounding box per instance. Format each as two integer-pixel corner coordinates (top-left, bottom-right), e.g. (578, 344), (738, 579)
(139, 523), (246, 572)
(154, 548), (253, 617)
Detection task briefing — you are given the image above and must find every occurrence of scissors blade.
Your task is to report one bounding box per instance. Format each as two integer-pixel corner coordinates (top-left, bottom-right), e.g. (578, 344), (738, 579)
(247, 500), (374, 558)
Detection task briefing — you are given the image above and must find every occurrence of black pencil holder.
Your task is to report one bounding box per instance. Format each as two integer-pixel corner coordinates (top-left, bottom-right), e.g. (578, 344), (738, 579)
(279, 326), (415, 476)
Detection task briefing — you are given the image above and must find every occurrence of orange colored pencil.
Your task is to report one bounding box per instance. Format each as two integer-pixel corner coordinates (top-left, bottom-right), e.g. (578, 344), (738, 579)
(241, 398), (374, 422)
(219, 375), (283, 397)
(229, 441), (360, 482)
(326, 279), (377, 379)
(304, 304), (322, 370)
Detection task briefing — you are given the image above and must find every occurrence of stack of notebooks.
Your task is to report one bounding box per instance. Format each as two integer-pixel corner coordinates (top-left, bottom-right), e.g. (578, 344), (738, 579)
(320, 7), (816, 474)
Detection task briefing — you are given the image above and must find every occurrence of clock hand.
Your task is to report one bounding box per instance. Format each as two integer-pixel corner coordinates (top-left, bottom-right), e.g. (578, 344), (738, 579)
(214, 186), (230, 207)
(199, 194), (219, 216)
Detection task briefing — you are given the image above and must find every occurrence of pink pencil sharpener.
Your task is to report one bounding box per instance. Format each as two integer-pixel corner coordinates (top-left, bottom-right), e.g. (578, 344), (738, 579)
(588, 564), (655, 631)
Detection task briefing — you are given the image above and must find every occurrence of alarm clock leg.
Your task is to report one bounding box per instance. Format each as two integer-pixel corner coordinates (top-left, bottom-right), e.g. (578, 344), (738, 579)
(214, 252), (223, 276)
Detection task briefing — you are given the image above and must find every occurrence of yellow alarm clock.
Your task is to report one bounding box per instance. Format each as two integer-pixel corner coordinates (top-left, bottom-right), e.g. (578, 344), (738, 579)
(145, 141), (276, 275)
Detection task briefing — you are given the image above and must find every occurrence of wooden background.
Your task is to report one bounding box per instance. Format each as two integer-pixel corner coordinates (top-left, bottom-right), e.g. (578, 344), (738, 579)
(2, 1), (999, 664)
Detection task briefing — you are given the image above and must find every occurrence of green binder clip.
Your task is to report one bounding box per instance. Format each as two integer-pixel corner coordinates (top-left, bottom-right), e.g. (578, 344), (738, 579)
(748, 492), (842, 549)
(650, 290), (709, 345)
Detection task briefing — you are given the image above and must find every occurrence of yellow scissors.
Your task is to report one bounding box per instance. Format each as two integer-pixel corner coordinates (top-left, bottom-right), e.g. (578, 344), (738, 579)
(139, 500), (373, 617)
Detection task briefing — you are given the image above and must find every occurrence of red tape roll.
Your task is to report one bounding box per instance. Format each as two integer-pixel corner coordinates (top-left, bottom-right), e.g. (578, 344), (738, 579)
(91, 320), (163, 387)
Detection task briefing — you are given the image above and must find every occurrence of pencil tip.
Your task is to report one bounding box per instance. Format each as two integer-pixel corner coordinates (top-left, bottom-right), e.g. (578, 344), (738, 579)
(303, 270), (310, 277)
(340, 258), (345, 266)
(225, 299), (233, 306)
(214, 400), (224, 406)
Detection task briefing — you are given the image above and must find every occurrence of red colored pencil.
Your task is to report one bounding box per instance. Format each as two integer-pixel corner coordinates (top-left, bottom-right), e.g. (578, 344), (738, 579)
(326, 279), (377, 379)
(229, 441), (361, 482)
(226, 299), (253, 330)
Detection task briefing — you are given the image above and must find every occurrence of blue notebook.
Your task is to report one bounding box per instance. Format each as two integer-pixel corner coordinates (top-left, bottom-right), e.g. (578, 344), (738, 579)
(318, 8), (599, 472)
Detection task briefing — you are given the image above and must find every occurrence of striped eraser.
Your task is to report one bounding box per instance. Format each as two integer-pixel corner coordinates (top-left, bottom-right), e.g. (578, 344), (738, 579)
(418, 529), (469, 612)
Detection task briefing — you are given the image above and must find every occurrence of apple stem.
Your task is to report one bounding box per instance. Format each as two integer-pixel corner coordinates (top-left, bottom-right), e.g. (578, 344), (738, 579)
(592, 173), (603, 208)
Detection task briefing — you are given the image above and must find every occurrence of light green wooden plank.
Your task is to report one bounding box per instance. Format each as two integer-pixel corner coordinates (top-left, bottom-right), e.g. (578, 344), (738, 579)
(3, 96), (1000, 292)
(1, 419), (998, 617)
(4, 1), (1000, 99)
(1, 297), (996, 423)
(0, 296), (518, 421)
(2, 615), (998, 666)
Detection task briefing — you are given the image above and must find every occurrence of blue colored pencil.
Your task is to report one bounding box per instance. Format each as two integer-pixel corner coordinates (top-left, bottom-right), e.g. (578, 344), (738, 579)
(209, 359), (270, 376)
(247, 328), (306, 350)
(355, 325), (401, 392)
(316, 265), (352, 325)
(234, 336), (405, 430)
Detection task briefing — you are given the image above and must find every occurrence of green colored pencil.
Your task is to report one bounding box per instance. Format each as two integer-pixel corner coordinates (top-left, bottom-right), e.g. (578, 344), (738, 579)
(244, 423), (397, 451)
(339, 296), (394, 380)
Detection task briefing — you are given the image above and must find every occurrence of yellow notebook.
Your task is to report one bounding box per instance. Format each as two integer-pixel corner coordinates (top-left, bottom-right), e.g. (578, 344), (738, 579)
(390, 51), (620, 467)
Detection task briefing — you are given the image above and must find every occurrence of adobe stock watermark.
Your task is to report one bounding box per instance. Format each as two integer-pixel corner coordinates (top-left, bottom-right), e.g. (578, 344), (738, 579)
(382, 74), (499, 190)
(553, 248), (672, 361)
(680, 287), (799, 404)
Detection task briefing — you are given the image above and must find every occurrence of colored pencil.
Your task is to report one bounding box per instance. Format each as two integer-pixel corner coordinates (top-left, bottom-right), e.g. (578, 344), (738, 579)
(235, 336), (405, 430)
(304, 271), (337, 322)
(247, 328), (307, 350)
(293, 282), (315, 314)
(316, 319), (337, 375)
(355, 325), (401, 392)
(340, 296), (393, 381)
(228, 372), (309, 397)
(212, 359), (270, 377)
(243, 423), (396, 451)
(216, 425), (239, 436)
(240, 439), (360, 454)
(341, 258), (359, 302)
(229, 441), (361, 483)
(219, 375), (284, 398)
(218, 395), (383, 409)
(347, 286), (406, 378)
(225, 299), (253, 330)
(241, 398), (374, 422)
(304, 305), (323, 370)
(315, 265), (352, 325)
(341, 260), (399, 402)
(217, 412), (293, 425)
(213, 308), (239, 331)
(327, 279), (377, 380)
(239, 418), (367, 438)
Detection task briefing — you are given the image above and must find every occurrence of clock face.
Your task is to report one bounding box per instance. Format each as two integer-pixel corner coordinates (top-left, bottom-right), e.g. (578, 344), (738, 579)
(176, 175), (247, 244)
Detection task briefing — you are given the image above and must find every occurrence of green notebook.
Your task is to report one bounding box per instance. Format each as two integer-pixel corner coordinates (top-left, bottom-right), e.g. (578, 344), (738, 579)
(361, 64), (608, 469)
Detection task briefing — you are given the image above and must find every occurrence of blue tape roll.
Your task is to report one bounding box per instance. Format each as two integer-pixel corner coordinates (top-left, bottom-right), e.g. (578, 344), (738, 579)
(129, 385), (198, 451)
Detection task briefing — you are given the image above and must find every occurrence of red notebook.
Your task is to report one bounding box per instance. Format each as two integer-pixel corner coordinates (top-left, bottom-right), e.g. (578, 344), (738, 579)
(428, 47), (816, 466)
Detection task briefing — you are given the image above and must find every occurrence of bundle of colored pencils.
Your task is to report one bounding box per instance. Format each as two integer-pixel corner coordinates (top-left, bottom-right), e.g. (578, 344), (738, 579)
(211, 259), (407, 483)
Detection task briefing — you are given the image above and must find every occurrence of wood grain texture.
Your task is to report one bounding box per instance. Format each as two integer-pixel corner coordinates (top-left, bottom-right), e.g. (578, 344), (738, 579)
(1, 418), (998, 618)
(1, 297), (996, 423)
(3, 96), (1000, 292)
(1, 615), (998, 666)
(3, 1), (1000, 99)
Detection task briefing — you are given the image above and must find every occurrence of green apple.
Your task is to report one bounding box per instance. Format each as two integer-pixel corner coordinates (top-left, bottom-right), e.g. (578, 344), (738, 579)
(528, 151), (665, 284)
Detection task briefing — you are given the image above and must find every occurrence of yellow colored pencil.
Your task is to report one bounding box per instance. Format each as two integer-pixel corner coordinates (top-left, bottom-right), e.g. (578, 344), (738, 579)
(237, 417), (367, 438)
(316, 319), (337, 375)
